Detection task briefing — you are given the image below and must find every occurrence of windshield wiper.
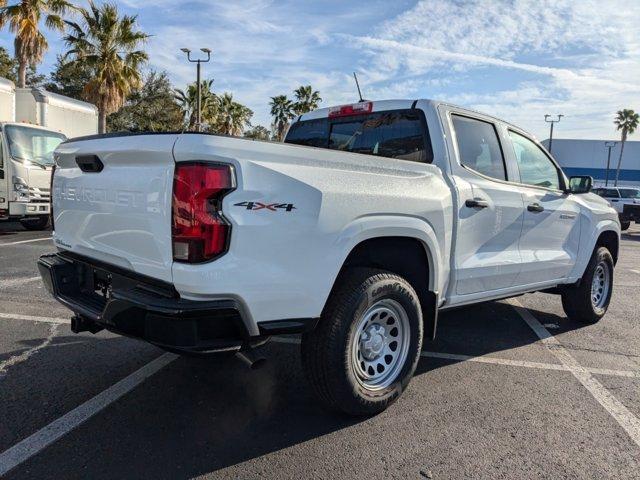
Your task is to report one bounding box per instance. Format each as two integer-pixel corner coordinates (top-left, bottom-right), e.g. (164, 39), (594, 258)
(12, 156), (49, 169)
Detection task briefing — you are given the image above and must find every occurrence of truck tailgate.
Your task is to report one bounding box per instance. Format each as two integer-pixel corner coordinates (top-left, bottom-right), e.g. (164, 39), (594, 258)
(52, 134), (178, 283)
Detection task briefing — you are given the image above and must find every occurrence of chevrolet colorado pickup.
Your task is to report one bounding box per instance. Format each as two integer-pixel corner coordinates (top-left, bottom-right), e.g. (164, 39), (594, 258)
(38, 99), (620, 416)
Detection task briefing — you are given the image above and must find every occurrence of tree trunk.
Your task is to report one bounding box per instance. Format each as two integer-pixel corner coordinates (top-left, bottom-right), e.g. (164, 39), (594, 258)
(98, 110), (107, 134)
(17, 61), (27, 88)
(614, 131), (627, 186)
(277, 122), (286, 142)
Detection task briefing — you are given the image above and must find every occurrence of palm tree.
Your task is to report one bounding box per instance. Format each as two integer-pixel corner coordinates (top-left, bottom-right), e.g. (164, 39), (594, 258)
(215, 92), (253, 136)
(244, 125), (270, 141)
(62, 1), (148, 133)
(174, 79), (216, 130)
(270, 94), (295, 141)
(613, 109), (640, 186)
(293, 85), (321, 115)
(0, 0), (76, 87)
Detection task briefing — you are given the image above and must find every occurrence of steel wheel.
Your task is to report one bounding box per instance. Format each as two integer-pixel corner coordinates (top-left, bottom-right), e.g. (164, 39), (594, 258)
(591, 261), (611, 310)
(350, 298), (411, 391)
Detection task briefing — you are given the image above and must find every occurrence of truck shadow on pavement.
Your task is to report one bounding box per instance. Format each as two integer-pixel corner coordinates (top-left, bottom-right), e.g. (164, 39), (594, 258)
(3, 299), (588, 479)
(621, 231), (640, 243)
(0, 220), (51, 237)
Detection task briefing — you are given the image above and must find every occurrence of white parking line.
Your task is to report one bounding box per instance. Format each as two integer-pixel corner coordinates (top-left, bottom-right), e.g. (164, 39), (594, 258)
(271, 337), (640, 378)
(510, 299), (640, 449)
(421, 351), (640, 378)
(0, 237), (52, 246)
(0, 324), (59, 376)
(0, 352), (177, 476)
(0, 313), (69, 324)
(0, 276), (41, 288)
(630, 269), (640, 275)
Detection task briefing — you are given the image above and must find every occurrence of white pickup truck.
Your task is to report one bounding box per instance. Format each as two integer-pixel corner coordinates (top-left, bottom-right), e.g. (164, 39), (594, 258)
(38, 99), (620, 416)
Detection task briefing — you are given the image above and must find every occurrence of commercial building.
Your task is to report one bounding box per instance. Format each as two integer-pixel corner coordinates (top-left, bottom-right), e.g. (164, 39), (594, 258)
(542, 138), (640, 187)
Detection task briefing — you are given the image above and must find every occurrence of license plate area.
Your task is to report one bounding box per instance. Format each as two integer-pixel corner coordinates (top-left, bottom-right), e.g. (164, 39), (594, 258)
(92, 269), (113, 301)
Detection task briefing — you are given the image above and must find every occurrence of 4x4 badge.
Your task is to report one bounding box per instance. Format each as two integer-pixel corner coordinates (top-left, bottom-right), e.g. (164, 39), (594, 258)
(234, 201), (296, 212)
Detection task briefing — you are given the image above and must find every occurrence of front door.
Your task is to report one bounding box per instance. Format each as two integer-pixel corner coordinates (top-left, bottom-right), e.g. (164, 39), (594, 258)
(446, 112), (525, 296)
(507, 130), (580, 284)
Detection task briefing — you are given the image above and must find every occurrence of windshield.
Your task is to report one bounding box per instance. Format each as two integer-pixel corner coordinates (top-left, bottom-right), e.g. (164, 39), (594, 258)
(4, 125), (66, 167)
(619, 188), (640, 199)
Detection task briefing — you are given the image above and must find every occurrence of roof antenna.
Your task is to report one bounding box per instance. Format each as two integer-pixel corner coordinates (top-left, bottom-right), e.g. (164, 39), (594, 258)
(353, 72), (365, 102)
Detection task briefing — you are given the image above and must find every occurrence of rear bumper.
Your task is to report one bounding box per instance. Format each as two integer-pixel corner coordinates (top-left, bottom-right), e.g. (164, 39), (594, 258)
(38, 252), (316, 354)
(621, 205), (640, 222)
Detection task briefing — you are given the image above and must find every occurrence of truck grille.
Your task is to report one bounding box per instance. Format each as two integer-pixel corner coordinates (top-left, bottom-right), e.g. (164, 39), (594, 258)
(29, 186), (50, 203)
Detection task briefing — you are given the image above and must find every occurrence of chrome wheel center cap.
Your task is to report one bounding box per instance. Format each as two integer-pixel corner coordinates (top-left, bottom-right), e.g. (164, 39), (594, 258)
(361, 325), (385, 360)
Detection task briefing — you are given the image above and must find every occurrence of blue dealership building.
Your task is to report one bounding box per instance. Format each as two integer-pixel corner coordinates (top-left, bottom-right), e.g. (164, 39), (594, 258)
(542, 139), (640, 187)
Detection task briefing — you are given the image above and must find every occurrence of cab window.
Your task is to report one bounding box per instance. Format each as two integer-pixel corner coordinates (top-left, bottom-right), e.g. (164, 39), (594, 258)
(619, 188), (640, 199)
(451, 115), (506, 181)
(509, 131), (560, 190)
(285, 109), (433, 163)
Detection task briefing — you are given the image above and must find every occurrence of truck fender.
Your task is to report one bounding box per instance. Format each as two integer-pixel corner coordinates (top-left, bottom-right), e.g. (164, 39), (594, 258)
(567, 219), (620, 282)
(330, 215), (446, 339)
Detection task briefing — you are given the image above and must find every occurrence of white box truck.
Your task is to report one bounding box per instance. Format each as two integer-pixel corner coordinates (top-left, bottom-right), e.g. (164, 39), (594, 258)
(0, 79), (98, 229)
(15, 87), (99, 138)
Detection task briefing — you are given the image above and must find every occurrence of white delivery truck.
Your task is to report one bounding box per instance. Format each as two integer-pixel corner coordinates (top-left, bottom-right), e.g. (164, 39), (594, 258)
(0, 78), (98, 229)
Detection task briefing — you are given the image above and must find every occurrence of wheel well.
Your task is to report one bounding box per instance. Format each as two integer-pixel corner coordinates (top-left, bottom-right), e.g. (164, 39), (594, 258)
(596, 230), (619, 264)
(328, 236), (437, 338)
(340, 236), (430, 293)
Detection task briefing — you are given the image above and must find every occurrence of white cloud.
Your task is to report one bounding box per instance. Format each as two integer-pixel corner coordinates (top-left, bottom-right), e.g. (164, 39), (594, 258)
(2, 0), (637, 138)
(346, 0), (640, 139)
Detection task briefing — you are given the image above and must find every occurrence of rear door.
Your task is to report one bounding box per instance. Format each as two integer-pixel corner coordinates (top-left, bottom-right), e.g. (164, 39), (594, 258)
(52, 134), (178, 282)
(443, 108), (525, 296)
(506, 130), (580, 284)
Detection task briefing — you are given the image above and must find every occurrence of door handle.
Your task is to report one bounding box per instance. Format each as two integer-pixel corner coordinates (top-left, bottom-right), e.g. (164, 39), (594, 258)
(527, 203), (544, 213)
(465, 198), (489, 209)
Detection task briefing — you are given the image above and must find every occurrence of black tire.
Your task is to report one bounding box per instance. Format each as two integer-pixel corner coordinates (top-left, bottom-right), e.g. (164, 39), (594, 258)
(301, 268), (423, 416)
(561, 247), (614, 324)
(19, 215), (50, 231)
(620, 221), (631, 231)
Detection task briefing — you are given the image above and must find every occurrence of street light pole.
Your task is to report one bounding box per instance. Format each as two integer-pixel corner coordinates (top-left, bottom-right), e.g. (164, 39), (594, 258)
(544, 114), (563, 154)
(604, 141), (617, 187)
(180, 47), (212, 132)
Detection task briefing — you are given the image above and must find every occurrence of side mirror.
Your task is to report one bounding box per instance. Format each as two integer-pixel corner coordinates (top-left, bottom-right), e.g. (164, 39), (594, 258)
(568, 175), (592, 194)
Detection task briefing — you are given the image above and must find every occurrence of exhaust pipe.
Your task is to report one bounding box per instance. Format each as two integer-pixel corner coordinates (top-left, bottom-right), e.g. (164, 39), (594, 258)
(235, 350), (267, 370)
(70, 315), (104, 334)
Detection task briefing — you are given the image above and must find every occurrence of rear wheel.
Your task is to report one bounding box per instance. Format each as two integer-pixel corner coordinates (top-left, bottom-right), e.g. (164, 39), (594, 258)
(561, 247), (614, 323)
(620, 221), (631, 231)
(301, 268), (423, 416)
(19, 215), (50, 231)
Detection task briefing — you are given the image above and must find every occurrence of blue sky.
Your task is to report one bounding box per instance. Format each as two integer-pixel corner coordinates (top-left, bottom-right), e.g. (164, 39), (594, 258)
(1, 0), (639, 140)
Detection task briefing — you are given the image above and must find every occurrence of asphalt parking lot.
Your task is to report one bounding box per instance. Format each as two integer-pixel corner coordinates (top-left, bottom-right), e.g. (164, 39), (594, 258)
(1, 221), (639, 479)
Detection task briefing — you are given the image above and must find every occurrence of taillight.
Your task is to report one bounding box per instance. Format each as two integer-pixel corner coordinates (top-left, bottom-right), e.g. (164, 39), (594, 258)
(50, 164), (56, 231)
(172, 162), (235, 263)
(328, 101), (373, 118)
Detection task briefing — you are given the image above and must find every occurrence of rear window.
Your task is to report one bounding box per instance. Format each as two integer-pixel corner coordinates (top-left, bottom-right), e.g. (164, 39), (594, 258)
(285, 109), (433, 163)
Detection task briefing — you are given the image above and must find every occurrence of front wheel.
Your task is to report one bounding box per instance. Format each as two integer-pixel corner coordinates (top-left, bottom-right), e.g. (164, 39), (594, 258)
(561, 247), (614, 323)
(19, 215), (50, 231)
(301, 268), (423, 416)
